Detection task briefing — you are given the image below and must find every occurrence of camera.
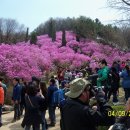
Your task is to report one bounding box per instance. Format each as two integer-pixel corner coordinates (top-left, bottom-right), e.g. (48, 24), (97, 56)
(112, 123), (127, 130)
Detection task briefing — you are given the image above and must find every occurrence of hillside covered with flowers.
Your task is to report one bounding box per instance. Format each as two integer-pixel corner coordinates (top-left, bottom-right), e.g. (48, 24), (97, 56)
(0, 31), (129, 80)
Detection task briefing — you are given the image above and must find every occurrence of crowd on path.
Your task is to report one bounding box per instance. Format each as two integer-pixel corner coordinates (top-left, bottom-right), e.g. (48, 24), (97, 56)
(0, 59), (130, 130)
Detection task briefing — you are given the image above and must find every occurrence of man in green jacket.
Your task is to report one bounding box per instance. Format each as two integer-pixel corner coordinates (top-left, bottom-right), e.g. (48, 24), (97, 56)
(97, 59), (110, 100)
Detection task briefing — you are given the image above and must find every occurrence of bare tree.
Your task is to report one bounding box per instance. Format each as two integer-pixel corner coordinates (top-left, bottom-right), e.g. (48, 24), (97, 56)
(107, 0), (130, 10)
(4, 19), (18, 43)
(107, 0), (130, 22)
(12, 24), (26, 43)
(0, 18), (4, 43)
(0, 18), (26, 44)
(122, 0), (130, 6)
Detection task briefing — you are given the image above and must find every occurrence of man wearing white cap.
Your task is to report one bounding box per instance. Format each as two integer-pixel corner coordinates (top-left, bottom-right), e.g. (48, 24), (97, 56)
(60, 78), (115, 130)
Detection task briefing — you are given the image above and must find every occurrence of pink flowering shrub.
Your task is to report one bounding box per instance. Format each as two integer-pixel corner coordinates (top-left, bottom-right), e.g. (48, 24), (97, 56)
(0, 31), (129, 80)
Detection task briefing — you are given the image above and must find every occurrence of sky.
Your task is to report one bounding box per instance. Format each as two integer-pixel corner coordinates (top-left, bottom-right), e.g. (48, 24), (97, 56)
(0, 0), (120, 32)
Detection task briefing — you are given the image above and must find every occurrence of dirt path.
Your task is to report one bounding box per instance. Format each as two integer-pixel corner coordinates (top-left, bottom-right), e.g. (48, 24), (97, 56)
(2, 108), (60, 130)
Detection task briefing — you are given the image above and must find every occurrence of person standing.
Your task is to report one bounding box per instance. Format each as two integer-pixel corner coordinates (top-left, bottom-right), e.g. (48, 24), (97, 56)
(61, 78), (115, 130)
(120, 65), (130, 101)
(22, 82), (45, 130)
(0, 83), (4, 127)
(19, 78), (26, 116)
(97, 59), (110, 100)
(47, 79), (58, 126)
(0, 77), (7, 101)
(108, 67), (120, 105)
(12, 77), (21, 122)
(40, 81), (48, 130)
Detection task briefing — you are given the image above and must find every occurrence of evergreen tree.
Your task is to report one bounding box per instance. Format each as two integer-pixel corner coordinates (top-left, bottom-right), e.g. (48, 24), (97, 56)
(48, 18), (56, 41)
(25, 27), (29, 42)
(30, 32), (37, 44)
(62, 29), (67, 46)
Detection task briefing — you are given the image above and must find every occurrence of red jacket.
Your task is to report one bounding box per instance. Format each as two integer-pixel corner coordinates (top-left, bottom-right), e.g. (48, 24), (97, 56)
(0, 87), (4, 105)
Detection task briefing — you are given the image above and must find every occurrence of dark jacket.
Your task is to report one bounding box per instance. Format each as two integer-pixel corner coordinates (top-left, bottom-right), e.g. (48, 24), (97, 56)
(111, 71), (120, 88)
(61, 98), (115, 130)
(21, 95), (45, 127)
(12, 83), (21, 102)
(20, 84), (26, 104)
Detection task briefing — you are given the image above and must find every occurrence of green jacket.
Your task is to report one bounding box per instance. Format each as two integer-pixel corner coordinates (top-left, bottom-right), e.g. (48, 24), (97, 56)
(97, 66), (109, 88)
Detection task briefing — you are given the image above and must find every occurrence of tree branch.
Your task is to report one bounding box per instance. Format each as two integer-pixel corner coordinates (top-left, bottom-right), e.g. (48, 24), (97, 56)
(122, 0), (130, 6)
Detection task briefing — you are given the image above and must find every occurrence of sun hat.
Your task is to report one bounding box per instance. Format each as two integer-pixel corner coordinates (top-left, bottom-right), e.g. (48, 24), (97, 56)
(65, 78), (91, 98)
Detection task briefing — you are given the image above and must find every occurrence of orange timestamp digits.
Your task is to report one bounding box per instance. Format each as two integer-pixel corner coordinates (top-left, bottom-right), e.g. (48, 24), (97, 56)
(108, 111), (130, 117)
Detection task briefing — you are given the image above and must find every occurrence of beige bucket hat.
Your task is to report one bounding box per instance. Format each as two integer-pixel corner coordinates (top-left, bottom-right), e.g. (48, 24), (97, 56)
(65, 78), (91, 98)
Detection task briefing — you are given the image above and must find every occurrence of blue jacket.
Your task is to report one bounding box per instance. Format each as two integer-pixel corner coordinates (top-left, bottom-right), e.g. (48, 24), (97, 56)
(12, 83), (21, 101)
(120, 70), (130, 88)
(47, 85), (58, 105)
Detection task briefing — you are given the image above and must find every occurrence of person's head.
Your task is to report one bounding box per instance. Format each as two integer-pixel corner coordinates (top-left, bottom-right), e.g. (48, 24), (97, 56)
(117, 60), (120, 64)
(64, 82), (69, 88)
(31, 76), (40, 86)
(93, 68), (99, 74)
(122, 61), (125, 64)
(112, 61), (118, 67)
(49, 78), (56, 85)
(125, 65), (130, 76)
(19, 78), (24, 84)
(13, 77), (20, 86)
(51, 75), (54, 79)
(99, 59), (107, 68)
(67, 70), (70, 72)
(26, 82), (38, 96)
(40, 81), (47, 96)
(65, 78), (91, 104)
(54, 76), (58, 80)
(0, 77), (4, 82)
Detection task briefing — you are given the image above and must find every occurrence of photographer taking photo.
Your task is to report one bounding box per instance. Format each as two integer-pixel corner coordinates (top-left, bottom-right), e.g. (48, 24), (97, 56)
(61, 78), (115, 130)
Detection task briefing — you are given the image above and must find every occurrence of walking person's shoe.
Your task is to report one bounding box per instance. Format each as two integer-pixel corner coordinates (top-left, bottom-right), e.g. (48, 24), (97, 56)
(0, 122), (3, 127)
(17, 116), (21, 120)
(48, 122), (55, 127)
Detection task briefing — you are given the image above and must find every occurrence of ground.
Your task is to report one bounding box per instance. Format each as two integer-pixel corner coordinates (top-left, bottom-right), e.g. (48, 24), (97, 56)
(2, 108), (61, 130)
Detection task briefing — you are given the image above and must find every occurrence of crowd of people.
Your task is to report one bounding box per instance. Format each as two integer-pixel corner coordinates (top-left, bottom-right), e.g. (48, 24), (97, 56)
(0, 59), (130, 130)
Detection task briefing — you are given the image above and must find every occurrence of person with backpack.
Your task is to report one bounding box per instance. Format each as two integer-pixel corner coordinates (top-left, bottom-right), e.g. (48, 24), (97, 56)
(47, 79), (58, 127)
(97, 59), (110, 100)
(107, 67), (120, 105)
(61, 78), (115, 130)
(0, 83), (4, 127)
(21, 82), (45, 130)
(52, 88), (65, 108)
(120, 65), (130, 101)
